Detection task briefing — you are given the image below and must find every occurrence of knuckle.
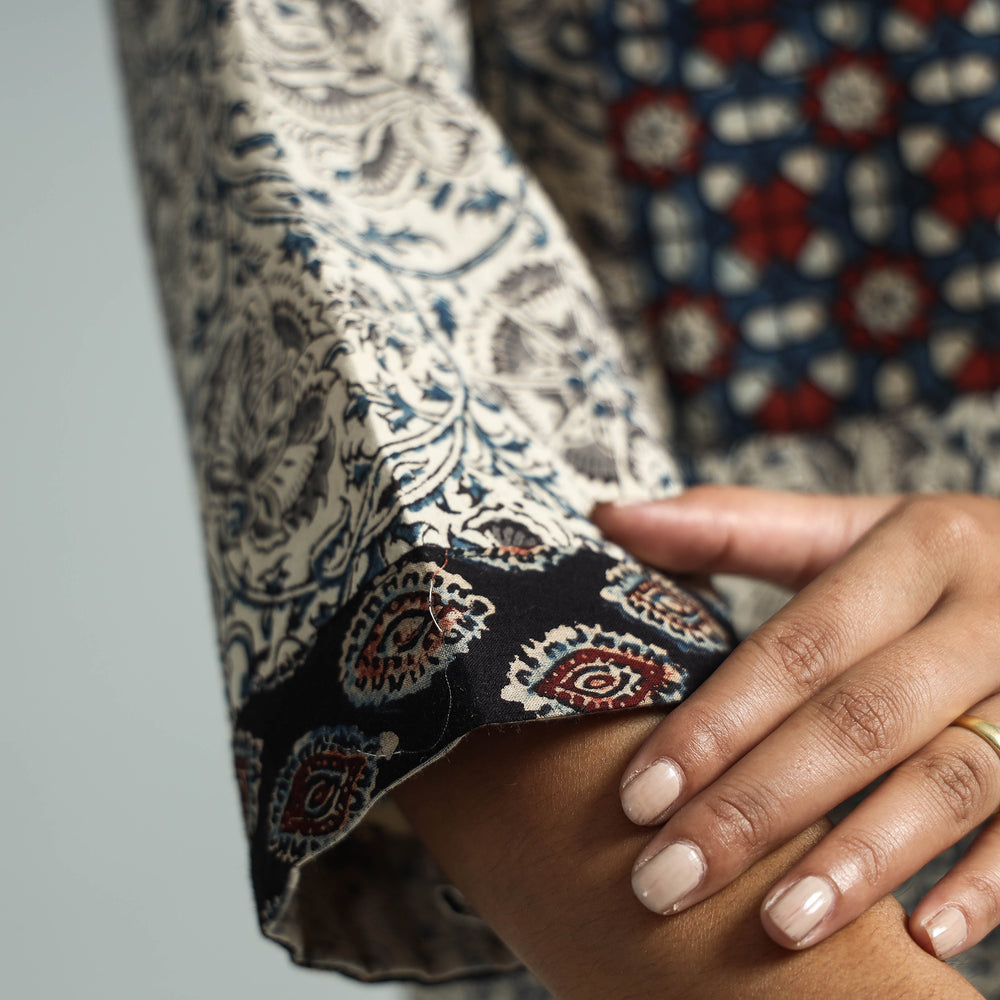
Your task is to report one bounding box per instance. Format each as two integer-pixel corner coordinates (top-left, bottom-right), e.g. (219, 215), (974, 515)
(814, 682), (905, 765)
(964, 870), (1000, 926)
(744, 617), (837, 698)
(834, 829), (894, 890)
(897, 495), (983, 559)
(972, 610), (1000, 650)
(701, 780), (778, 857)
(682, 704), (742, 770)
(914, 747), (994, 826)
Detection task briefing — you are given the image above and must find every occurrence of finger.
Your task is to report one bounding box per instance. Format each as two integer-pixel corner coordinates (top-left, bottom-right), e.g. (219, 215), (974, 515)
(620, 495), (961, 829)
(910, 712), (1000, 960)
(911, 820), (1000, 961)
(759, 692), (1000, 951)
(592, 486), (899, 589)
(628, 597), (1000, 921)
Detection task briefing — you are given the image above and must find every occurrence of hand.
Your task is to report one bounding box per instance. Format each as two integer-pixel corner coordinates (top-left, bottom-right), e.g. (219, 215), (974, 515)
(593, 487), (1000, 960)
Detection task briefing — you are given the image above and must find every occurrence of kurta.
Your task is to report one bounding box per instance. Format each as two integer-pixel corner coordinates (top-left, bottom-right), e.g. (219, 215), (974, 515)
(114, 0), (1000, 995)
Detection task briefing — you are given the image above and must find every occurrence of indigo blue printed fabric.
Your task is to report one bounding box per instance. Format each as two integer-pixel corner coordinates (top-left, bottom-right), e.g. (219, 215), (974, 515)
(114, 0), (1000, 996)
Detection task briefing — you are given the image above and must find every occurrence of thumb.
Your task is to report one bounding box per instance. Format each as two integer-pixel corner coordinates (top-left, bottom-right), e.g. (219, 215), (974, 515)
(592, 486), (899, 590)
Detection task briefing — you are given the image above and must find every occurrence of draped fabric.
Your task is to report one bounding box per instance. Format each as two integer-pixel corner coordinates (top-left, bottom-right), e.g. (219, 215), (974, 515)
(114, 0), (1000, 996)
(113, 0), (733, 984)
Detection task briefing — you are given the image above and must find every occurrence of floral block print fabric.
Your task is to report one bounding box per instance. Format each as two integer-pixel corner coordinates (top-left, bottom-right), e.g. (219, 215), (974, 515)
(479, 0), (1000, 448)
(113, 0), (733, 983)
(114, 0), (1000, 996)
(603, 0), (1000, 445)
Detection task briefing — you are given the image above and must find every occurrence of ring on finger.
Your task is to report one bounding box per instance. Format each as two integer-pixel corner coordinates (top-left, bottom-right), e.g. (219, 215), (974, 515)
(951, 715), (1000, 764)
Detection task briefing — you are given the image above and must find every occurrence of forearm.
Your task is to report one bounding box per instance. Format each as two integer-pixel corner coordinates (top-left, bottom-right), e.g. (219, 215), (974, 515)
(394, 709), (982, 999)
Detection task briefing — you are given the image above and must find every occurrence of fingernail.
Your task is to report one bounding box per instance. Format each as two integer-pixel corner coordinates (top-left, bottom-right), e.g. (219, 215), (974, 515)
(621, 759), (683, 825)
(764, 876), (836, 945)
(632, 841), (706, 914)
(923, 906), (968, 960)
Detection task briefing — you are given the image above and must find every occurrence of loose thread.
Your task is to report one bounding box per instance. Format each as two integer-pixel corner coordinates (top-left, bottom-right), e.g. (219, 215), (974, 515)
(427, 552), (450, 633)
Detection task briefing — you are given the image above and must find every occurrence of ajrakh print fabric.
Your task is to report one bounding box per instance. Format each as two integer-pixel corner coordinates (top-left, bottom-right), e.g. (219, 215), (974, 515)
(113, 0), (1000, 997)
(477, 0), (1000, 448)
(600, 0), (1000, 446)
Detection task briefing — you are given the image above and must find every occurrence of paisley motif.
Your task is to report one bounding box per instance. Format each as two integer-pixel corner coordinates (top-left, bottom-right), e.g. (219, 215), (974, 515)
(268, 726), (396, 863)
(340, 562), (496, 706)
(601, 562), (730, 652)
(502, 624), (686, 716)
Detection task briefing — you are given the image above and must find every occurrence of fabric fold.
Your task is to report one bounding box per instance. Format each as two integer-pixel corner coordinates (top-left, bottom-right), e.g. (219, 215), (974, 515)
(237, 544), (730, 978)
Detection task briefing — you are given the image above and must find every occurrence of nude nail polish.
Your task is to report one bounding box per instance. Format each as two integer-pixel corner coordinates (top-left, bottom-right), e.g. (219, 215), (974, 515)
(765, 876), (835, 945)
(632, 841), (706, 914)
(923, 906), (968, 960)
(621, 759), (682, 825)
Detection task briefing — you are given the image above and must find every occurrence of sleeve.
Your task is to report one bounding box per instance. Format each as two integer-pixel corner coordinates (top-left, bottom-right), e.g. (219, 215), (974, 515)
(112, 0), (735, 983)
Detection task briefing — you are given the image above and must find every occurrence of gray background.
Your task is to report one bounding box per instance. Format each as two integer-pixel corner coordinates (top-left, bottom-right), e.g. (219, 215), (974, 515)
(0, 4), (405, 998)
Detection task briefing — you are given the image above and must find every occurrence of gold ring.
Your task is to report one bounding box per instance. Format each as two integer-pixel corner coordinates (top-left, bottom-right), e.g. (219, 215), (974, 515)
(952, 714), (1000, 763)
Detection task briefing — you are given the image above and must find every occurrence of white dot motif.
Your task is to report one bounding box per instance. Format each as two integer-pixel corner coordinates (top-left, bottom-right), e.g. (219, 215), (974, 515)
(623, 101), (694, 169)
(819, 63), (887, 132)
(660, 304), (723, 375)
(853, 267), (920, 334)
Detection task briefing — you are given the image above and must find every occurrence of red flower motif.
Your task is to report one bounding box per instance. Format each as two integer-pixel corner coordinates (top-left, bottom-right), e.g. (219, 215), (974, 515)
(835, 253), (933, 353)
(646, 291), (735, 392)
(804, 52), (900, 150)
(694, 0), (777, 63)
(926, 135), (1000, 229)
(610, 88), (702, 186)
(754, 381), (837, 433)
(896, 0), (973, 22)
(728, 177), (812, 263)
(954, 348), (1000, 393)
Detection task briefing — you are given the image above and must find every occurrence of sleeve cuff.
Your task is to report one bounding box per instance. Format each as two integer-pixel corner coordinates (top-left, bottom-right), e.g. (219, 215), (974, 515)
(233, 542), (733, 981)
